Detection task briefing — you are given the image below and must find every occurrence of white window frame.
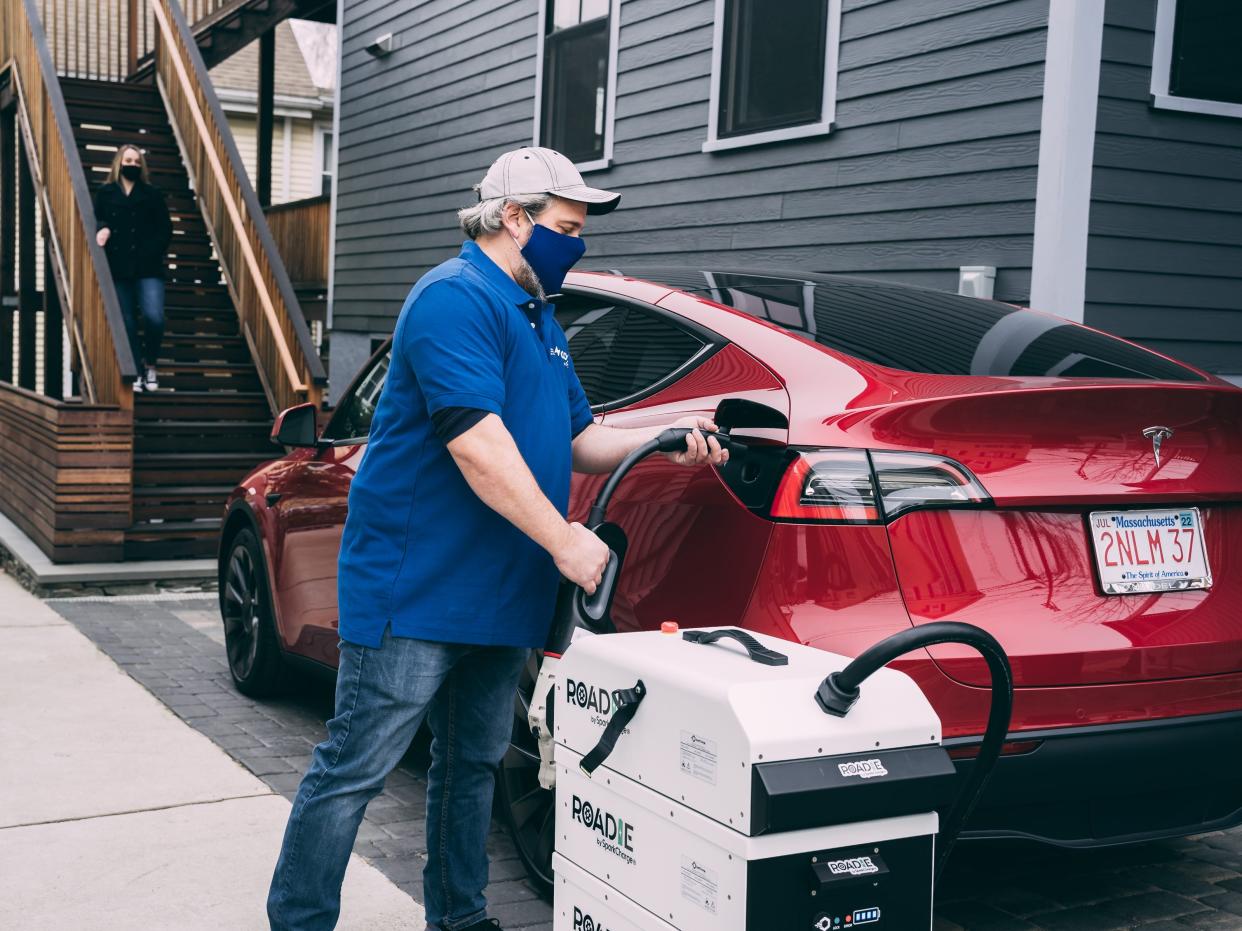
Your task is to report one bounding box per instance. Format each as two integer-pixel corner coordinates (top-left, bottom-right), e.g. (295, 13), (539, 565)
(532, 0), (621, 174)
(1151, 0), (1242, 119)
(703, 0), (842, 153)
(313, 122), (335, 195)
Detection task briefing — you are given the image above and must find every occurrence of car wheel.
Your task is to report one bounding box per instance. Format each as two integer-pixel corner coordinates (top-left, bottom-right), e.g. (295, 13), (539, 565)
(498, 651), (555, 897)
(220, 528), (286, 697)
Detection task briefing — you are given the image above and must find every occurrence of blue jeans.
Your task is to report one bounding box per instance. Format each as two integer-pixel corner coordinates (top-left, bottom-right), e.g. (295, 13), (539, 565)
(266, 629), (528, 930)
(113, 276), (164, 368)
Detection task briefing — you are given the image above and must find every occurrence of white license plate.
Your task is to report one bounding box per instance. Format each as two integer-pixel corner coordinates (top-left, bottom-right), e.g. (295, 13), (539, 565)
(1089, 508), (1212, 594)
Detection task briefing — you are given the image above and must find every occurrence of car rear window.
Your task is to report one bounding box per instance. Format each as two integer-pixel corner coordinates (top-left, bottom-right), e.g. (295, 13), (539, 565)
(604, 269), (1204, 382)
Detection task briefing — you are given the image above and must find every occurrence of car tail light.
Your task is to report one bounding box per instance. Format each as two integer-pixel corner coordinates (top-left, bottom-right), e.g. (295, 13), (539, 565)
(766, 449), (990, 524)
(871, 451), (991, 520)
(771, 449), (878, 522)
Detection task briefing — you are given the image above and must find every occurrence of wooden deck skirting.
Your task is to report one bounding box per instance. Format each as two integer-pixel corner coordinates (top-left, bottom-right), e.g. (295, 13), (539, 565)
(0, 382), (132, 562)
(264, 194), (330, 287)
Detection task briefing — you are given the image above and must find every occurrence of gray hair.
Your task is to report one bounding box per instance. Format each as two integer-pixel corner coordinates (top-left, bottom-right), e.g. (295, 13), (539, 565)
(457, 187), (551, 240)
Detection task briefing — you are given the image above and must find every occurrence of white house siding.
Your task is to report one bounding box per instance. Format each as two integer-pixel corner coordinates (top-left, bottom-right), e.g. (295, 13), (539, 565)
(222, 113), (323, 205)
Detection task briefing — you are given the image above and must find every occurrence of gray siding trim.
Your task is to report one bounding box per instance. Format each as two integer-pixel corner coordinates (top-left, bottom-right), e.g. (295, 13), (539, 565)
(331, 0), (1049, 337)
(1084, 0), (1242, 374)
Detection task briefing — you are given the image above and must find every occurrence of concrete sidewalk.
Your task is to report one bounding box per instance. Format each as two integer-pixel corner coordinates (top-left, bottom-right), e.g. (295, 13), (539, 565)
(0, 573), (420, 930)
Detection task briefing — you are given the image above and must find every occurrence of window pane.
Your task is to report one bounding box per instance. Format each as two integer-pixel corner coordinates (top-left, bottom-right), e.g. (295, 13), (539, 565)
(556, 299), (706, 406)
(719, 0), (828, 138)
(324, 351), (390, 440)
(552, 0), (580, 31)
(580, 0), (609, 23)
(321, 131), (334, 196)
(542, 18), (609, 163)
(1170, 0), (1242, 105)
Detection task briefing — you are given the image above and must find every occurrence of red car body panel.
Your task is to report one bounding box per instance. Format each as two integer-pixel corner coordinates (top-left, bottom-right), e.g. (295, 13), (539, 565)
(222, 268), (1242, 842)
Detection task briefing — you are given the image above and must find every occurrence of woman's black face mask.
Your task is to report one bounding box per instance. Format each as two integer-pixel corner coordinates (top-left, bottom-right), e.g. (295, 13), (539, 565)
(120, 164), (142, 182)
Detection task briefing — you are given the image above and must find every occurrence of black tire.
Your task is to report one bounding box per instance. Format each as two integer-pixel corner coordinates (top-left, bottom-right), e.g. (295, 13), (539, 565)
(219, 528), (286, 697)
(497, 651), (556, 897)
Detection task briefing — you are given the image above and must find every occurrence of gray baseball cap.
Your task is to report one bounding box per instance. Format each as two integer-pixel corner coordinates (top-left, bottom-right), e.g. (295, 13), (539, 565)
(478, 146), (621, 215)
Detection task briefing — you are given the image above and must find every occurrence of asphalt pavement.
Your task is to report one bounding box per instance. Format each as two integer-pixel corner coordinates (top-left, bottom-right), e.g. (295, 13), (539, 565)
(10, 579), (1242, 930)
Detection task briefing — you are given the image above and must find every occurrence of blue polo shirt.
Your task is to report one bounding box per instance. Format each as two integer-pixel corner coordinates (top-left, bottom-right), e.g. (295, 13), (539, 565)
(337, 240), (595, 648)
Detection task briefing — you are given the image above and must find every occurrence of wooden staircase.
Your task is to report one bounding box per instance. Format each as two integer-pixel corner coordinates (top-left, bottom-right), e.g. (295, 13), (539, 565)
(61, 77), (279, 559)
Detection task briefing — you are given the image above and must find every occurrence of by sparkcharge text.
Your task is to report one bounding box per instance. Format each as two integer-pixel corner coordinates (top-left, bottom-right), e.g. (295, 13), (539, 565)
(571, 795), (636, 866)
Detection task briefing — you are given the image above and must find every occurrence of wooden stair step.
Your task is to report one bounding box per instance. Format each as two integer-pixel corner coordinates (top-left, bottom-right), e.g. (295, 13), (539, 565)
(161, 320), (241, 338)
(133, 498), (229, 522)
(157, 347), (253, 365)
(64, 100), (169, 124)
(137, 389), (268, 409)
(134, 452), (271, 487)
(132, 489), (235, 526)
(135, 422), (276, 454)
(124, 518), (223, 560)
(150, 376), (264, 393)
(133, 484), (238, 498)
(71, 126), (180, 150)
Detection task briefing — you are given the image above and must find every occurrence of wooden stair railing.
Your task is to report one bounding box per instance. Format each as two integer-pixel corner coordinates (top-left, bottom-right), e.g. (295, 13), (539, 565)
(149, 0), (326, 413)
(1, 0), (140, 407)
(33, 0), (237, 82)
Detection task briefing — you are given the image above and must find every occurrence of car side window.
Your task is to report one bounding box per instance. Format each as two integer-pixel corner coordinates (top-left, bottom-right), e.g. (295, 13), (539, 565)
(555, 297), (707, 408)
(323, 349), (390, 441)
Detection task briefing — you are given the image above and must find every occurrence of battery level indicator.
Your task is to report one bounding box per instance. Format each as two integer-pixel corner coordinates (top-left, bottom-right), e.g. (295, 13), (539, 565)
(852, 907), (881, 924)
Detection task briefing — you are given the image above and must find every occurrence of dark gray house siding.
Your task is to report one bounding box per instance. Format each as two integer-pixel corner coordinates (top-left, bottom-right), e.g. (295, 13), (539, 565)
(1083, 0), (1242, 376)
(329, 0), (1050, 390)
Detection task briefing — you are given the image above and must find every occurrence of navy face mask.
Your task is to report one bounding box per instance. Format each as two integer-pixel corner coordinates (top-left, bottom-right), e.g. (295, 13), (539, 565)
(519, 209), (586, 296)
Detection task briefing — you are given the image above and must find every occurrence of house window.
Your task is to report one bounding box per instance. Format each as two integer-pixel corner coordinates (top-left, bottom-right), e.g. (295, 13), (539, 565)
(1152, 0), (1242, 118)
(319, 129), (334, 196)
(535, 0), (618, 170)
(704, 0), (842, 152)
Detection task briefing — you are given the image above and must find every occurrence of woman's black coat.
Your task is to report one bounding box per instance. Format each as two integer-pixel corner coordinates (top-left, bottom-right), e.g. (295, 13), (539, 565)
(93, 180), (173, 280)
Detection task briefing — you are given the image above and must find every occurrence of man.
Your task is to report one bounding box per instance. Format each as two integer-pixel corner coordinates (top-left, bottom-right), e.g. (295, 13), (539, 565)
(266, 146), (727, 931)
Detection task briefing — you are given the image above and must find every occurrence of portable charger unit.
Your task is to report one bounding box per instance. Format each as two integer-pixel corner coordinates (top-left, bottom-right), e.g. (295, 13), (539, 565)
(550, 627), (959, 931)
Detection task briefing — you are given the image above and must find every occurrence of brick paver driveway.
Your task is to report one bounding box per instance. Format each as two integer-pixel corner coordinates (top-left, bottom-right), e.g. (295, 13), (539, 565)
(50, 595), (1242, 931)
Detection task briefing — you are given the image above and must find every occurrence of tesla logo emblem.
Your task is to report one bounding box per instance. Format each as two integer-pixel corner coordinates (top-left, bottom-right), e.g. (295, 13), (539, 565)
(1142, 426), (1173, 468)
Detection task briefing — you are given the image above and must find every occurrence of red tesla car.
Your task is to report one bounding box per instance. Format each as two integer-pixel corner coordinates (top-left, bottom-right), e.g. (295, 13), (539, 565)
(218, 268), (1242, 888)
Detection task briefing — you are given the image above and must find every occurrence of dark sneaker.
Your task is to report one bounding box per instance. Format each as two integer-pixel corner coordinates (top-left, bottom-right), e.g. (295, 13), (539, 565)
(456, 921), (502, 931)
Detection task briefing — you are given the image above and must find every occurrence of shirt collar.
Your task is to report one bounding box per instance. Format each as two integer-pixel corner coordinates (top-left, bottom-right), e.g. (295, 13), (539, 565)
(459, 240), (547, 313)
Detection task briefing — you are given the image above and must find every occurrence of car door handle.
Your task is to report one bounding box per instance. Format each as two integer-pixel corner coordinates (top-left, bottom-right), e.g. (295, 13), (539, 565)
(265, 493), (283, 507)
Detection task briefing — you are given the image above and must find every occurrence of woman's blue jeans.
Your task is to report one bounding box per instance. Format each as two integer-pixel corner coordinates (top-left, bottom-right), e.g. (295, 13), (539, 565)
(113, 276), (165, 368)
(266, 628), (529, 930)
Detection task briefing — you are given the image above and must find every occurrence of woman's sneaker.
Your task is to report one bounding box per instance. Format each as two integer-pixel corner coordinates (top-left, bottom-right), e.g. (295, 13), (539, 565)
(132, 377), (144, 393)
(144, 367), (159, 391)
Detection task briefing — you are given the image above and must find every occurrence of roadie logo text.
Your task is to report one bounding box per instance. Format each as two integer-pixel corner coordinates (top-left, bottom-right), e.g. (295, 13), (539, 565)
(837, 758), (889, 780)
(827, 856), (880, 877)
(571, 795), (636, 864)
(565, 678), (626, 715)
(572, 907), (612, 931)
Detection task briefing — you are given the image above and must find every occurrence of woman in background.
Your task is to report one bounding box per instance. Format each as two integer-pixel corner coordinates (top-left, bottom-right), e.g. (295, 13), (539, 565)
(94, 144), (172, 392)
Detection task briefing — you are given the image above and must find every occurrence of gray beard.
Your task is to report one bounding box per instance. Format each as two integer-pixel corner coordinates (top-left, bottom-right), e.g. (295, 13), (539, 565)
(513, 253), (547, 302)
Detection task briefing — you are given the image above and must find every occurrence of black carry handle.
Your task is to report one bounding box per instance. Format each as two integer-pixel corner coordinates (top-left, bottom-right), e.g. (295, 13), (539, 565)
(580, 679), (646, 775)
(681, 628), (789, 666)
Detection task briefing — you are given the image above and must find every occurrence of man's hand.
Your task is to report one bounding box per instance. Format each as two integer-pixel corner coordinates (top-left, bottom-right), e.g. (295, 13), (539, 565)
(553, 521), (611, 594)
(664, 415), (729, 467)
(95, 228), (110, 247)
